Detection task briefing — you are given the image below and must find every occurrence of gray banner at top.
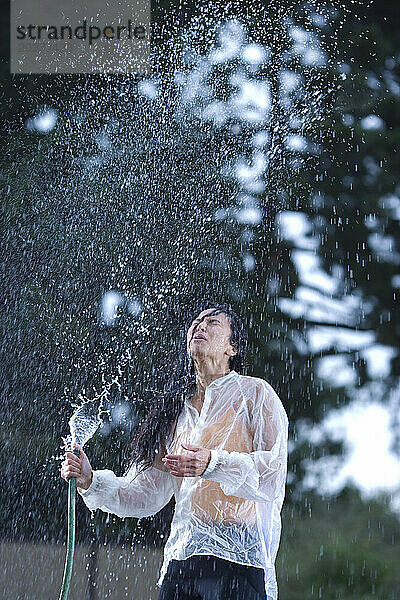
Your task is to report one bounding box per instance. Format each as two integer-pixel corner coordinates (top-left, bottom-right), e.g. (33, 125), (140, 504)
(10, 0), (152, 74)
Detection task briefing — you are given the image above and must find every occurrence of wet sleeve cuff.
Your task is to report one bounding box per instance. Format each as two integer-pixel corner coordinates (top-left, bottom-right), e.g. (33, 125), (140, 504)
(200, 449), (219, 477)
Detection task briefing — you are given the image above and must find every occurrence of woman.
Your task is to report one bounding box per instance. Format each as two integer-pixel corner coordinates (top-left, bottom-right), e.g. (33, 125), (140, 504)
(61, 300), (289, 600)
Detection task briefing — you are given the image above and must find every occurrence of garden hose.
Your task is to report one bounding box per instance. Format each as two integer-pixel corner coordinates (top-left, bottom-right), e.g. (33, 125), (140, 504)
(59, 447), (80, 600)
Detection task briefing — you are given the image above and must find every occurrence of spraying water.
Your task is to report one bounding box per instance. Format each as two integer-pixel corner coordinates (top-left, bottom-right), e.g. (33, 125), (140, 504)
(64, 400), (105, 452)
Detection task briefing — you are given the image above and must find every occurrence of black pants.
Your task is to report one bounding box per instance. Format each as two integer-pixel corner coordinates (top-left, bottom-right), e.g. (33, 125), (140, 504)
(157, 554), (266, 600)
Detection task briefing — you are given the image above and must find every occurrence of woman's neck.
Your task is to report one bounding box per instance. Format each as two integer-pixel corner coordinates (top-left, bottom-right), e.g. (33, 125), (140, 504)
(193, 362), (230, 398)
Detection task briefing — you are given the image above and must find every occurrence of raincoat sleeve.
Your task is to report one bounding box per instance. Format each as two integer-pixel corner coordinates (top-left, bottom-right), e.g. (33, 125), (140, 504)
(200, 380), (288, 502)
(77, 463), (175, 518)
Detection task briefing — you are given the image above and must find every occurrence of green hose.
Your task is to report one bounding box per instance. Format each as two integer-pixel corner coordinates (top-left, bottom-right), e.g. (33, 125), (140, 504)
(59, 448), (80, 600)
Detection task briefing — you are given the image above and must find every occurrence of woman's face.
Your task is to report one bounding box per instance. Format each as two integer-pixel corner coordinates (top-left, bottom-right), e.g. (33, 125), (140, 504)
(186, 308), (237, 365)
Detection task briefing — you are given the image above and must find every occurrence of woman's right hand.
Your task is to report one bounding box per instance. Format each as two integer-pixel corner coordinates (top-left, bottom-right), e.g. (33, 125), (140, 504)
(61, 443), (93, 490)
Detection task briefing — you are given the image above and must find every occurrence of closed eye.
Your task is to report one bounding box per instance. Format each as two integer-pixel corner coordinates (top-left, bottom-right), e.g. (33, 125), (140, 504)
(190, 316), (221, 329)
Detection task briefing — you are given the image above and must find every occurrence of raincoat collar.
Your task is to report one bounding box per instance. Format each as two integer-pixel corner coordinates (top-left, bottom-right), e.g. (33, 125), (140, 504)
(185, 370), (238, 409)
(207, 369), (238, 389)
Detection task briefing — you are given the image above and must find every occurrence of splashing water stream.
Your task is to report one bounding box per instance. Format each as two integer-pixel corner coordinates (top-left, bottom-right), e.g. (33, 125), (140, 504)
(65, 400), (105, 451)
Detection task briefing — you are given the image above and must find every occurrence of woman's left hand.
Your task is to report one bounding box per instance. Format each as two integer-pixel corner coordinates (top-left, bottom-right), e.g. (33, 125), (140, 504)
(162, 443), (211, 477)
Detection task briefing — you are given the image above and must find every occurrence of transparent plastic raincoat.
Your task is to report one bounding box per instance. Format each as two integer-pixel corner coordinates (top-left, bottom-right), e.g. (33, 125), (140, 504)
(78, 369), (289, 600)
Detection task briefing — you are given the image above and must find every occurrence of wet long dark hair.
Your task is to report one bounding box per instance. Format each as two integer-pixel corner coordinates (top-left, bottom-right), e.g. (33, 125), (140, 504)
(124, 299), (248, 475)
